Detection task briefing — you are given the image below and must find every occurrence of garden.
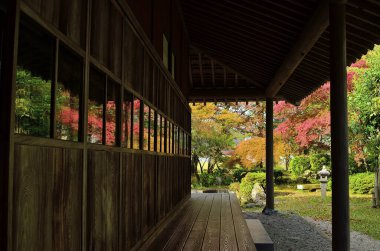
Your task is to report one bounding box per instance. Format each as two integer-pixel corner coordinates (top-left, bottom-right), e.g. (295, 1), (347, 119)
(190, 45), (380, 239)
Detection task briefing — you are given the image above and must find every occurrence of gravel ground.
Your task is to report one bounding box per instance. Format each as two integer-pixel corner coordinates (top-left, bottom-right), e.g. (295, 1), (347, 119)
(244, 211), (380, 251)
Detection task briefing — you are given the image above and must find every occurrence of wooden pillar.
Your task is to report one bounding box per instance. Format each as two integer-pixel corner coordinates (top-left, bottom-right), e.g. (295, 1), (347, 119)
(330, 1), (349, 250)
(0, 0), (19, 249)
(264, 98), (275, 214)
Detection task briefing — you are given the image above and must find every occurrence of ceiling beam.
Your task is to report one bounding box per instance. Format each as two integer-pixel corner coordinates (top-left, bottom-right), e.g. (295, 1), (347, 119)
(189, 88), (267, 100)
(265, 0), (329, 98)
(189, 58), (193, 87)
(191, 46), (265, 88)
(198, 53), (204, 86)
(211, 59), (215, 86)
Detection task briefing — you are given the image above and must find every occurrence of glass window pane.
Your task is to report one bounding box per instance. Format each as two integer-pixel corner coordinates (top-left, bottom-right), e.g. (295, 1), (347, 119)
(122, 90), (133, 148)
(56, 44), (83, 141)
(149, 109), (155, 151)
(106, 79), (120, 146)
(174, 125), (177, 154)
(15, 15), (54, 137)
(161, 117), (165, 152)
(179, 129), (182, 155)
(143, 104), (149, 151)
(157, 114), (161, 152)
(132, 98), (141, 149)
(168, 122), (171, 154)
(88, 67), (105, 144)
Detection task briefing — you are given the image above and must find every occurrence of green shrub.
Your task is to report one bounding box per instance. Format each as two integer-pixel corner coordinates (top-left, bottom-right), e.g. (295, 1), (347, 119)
(239, 172), (266, 203)
(327, 178), (332, 191)
(199, 173), (216, 187)
(229, 182), (240, 193)
(290, 155), (311, 176)
(232, 168), (248, 182)
(309, 153), (331, 172)
(243, 172), (266, 188)
(274, 168), (284, 184)
(349, 172), (375, 194)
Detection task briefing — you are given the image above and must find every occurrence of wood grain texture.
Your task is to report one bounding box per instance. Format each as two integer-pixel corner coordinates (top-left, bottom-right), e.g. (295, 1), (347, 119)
(230, 194), (257, 251)
(201, 194), (222, 251)
(87, 150), (120, 250)
(13, 144), (83, 250)
(121, 152), (142, 249)
(182, 194), (214, 251)
(220, 194), (238, 251)
(142, 154), (156, 235)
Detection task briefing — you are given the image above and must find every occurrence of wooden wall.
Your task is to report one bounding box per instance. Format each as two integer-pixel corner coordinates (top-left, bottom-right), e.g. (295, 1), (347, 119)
(12, 144), (191, 250)
(8, 0), (192, 250)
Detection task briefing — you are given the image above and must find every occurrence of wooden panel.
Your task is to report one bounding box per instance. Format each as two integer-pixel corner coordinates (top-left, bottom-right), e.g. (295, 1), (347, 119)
(13, 145), (82, 250)
(157, 156), (166, 220)
(121, 152), (142, 249)
(87, 150), (120, 250)
(143, 51), (153, 102)
(91, 0), (110, 66)
(108, 4), (123, 77)
(125, 21), (144, 94)
(126, 0), (152, 40)
(59, 0), (87, 48)
(142, 154), (156, 235)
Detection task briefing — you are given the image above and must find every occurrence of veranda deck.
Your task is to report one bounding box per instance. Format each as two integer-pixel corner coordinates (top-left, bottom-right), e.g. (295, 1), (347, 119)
(141, 193), (256, 251)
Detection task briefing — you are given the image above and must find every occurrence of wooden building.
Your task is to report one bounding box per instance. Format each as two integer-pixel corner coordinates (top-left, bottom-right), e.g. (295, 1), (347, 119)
(1, 0), (380, 250)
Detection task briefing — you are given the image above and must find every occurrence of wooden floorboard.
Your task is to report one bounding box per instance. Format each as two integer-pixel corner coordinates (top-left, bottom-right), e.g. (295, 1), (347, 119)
(144, 195), (205, 250)
(163, 195), (209, 250)
(220, 194), (238, 251)
(141, 193), (256, 251)
(230, 194), (256, 251)
(183, 194), (214, 250)
(201, 194), (222, 251)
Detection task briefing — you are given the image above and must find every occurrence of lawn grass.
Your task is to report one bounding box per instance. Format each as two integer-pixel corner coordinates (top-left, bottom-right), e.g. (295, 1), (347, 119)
(244, 185), (380, 240)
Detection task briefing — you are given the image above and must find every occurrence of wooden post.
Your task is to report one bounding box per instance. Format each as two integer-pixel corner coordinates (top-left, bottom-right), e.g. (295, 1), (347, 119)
(263, 98), (275, 214)
(330, 0), (350, 250)
(0, 0), (19, 250)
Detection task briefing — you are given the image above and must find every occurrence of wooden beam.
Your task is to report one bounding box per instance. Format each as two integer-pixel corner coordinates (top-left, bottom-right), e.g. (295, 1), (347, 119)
(0, 1), (19, 250)
(223, 67), (226, 87)
(198, 53), (204, 86)
(188, 88), (266, 100)
(191, 46), (264, 88)
(263, 98), (274, 215)
(189, 58), (193, 87)
(211, 59), (215, 86)
(265, 0), (329, 97)
(330, 0), (349, 250)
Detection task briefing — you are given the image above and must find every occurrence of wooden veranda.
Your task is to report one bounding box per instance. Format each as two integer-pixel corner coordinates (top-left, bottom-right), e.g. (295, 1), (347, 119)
(1, 0), (380, 250)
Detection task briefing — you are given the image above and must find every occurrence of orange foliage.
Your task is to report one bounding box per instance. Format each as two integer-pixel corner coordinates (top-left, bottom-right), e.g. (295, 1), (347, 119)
(234, 137), (286, 169)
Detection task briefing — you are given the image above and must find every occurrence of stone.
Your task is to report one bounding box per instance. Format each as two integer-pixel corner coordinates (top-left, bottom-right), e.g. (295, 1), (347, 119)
(251, 183), (266, 206)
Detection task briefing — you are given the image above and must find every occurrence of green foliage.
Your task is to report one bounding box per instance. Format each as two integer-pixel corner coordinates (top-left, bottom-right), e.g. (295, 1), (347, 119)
(349, 172), (375, 194)
(229, 182), (240, 193)
(239, 172), (266, 203)
(232, 168), (248, 182)
(309, 153), (331, 172)
(199, 173), (217, 187)
(15, 68), (52, 137)
(290, 155), (311, 176)
(198, 170), (233, 187)
(239, 181), (254, 203)
(349, 46), (380, 168)
(274, 168), (284, 184)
